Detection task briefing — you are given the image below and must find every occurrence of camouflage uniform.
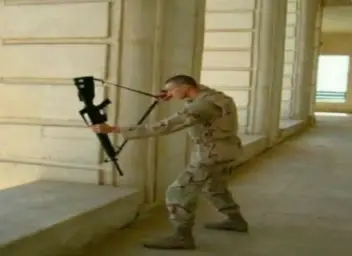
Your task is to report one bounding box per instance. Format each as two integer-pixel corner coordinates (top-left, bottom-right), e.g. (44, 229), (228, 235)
(119, 85), (248, 250)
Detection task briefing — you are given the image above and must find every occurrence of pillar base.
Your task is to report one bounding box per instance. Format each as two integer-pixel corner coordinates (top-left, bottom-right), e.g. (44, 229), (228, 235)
(306, 115), (317, 126)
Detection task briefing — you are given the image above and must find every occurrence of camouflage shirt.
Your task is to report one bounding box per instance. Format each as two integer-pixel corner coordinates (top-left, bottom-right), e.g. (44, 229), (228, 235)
(119, 85), (242, 163)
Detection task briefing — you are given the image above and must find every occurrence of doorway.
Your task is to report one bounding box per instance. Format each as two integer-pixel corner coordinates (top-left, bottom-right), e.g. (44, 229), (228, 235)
(316, 55), (350, 103)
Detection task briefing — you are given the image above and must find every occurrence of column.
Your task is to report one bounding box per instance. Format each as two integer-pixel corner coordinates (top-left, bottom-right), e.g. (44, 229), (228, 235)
(154, 0), (206, 201)
(115, 0), (206, 203)
(292, 0), (320, 121)
(115, 0), (162, 195)
(308, 1), (323, 122)
(250, 0), (287, 142)
(266, 0), (288, 144)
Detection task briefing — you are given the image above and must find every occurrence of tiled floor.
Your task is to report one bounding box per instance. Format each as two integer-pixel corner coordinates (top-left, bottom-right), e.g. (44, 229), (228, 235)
(81, 115), (352, 256)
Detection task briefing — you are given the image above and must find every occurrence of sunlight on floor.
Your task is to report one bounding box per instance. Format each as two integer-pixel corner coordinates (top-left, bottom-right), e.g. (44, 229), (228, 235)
(315, 112), (350, 117)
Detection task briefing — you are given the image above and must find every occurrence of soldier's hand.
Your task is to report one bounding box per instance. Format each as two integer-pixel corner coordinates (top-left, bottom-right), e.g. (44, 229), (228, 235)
(156, 90), (172, 101)
(90, 124), (116, 134)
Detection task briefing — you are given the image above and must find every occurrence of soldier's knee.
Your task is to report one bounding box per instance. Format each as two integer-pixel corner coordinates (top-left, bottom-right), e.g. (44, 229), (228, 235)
(201, 187), (216, 198)
(201, 185), (210, 194)
(202, 182), (228, 196)
(165, 184), (182, 203)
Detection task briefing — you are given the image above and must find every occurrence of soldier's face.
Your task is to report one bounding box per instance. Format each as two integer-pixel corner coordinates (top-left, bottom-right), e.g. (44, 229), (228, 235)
(165, 84), (189, 100)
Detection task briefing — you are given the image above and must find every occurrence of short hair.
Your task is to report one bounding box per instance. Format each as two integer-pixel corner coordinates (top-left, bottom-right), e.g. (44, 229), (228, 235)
(164, 74), (198, 87)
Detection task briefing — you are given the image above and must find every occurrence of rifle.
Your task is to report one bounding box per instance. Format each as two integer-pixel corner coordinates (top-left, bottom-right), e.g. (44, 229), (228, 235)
(73, 76), (160, 176)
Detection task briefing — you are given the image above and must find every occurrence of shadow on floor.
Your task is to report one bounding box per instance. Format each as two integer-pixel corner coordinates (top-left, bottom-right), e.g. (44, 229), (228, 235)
(79, 115), (352, 256)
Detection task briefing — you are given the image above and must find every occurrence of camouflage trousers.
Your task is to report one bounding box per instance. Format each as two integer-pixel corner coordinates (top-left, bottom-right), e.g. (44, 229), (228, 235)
(165, 161), (240, 229)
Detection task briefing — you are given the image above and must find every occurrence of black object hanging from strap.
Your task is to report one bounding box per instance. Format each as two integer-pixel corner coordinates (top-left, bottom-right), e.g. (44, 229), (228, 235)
(73, 76), (160, 176)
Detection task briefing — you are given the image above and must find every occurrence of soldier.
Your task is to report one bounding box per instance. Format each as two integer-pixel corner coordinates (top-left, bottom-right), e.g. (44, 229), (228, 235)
(91, 74), (248, 250)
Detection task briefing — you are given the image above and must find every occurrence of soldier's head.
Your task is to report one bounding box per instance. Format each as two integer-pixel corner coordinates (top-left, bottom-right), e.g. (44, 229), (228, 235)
(163, 74), (199, 100)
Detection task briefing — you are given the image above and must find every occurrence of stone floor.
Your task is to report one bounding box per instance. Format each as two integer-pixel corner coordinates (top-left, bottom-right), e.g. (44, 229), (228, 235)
(80, 114), (352, 256)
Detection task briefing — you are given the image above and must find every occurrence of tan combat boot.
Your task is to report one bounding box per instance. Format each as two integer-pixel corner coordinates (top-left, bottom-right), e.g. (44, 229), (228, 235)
(204, 212), (248, 232)
(143, 227), (196, 250)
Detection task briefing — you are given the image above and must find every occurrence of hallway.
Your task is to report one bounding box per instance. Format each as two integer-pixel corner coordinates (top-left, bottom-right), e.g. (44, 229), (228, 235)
(81, 115), (352, 256)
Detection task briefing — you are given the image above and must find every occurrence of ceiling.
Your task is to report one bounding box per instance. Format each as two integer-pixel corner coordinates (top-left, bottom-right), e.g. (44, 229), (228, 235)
(322, 6), (352, 33)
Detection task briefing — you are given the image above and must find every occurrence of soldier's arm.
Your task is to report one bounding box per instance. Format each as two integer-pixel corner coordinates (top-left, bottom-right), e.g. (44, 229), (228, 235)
(118, 100), (219, 140)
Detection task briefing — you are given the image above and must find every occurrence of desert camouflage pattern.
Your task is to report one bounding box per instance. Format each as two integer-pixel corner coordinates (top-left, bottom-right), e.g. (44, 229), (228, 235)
(119, 85), (243, 229)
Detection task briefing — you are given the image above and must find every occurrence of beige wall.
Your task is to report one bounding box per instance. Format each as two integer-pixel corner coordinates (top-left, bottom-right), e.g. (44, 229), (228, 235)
(0, 1), (112, 188)
(200, 0), (257, 133)
(316, 33), (352, 113)
(0, 0), (206, 203)
(0, 0), (319, 204)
